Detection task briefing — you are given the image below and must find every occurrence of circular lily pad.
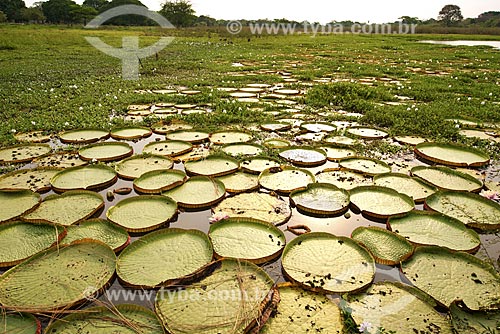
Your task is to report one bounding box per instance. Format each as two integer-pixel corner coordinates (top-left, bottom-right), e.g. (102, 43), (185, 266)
(411, 166), (483, 192)
(347, 127), (389, 140)
(415, 142), (490, 168)
(184, 155), (239, 177)
(324, 135), (358, 146)
(152, 121), (192, 134)
(33, 152), (87, 168)
(166, 130), (210, 144)
(259, 166), (315, 194)
(388, 211), (481, 253)
(300, 122), (336, 133)
(0, 167), (61, 192)
(374, 173), (437, 203)
(425, 191), (500, 231)
(402, 246), (500, 310)
(79, 142), (133, 162)
(315, 169), (373, 190)
(115, 154), (174, 180)
(0, 240), (116, 312)
(350, 186), (415, 219)
(274, 89), (300, 95)
(14, 130), (51, 143)
(290, 183), (350, 216)
(22, 190), (104, 226)
(221, 143), (264, 157)
(351, 226), (414, 265)
(44, 304), (164, 334)
(263, 138), (291, 149)
(450, 301), (500, 334)
(107, 196), (178, 233)
(339, 157), (391, 176)
(62, 218), (130, 252)
(2, 313), (41, 333)
(213, 192), (291, 225)
(143, 141), (193, 157)
(163, 176), (225, 209)
(261, 122), (292, 132)
(210, 131), (252, 145)
(110, 126), (152, 140)
(215, 172), (259, 193)
(59, 129), (109, 144)
(133, 169), (187, 194)
(279, 147), (327, 167)
(320, 145), (356, 161)
(50, 164), (117, 191)
(155, 259), (276, 334)
(0, 190), (41, 223)
(260, 283), (344, 334)
(282, 232), (376, 293)
(117, 228), (212, 288)
(394, 136), (427, 146)
(209, 218), (285, 264)
(0, 221), (64, 267)
(346, 282), (454, 334)
(0, 144), (51, 163)
(240, 157), (281, 174)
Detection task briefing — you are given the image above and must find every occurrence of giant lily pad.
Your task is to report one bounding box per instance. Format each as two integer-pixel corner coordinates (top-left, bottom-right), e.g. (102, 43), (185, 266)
(184, 155), (239, 177)
(346, 282), (453, 334)
(117, 228), (212, 288)
(263, 138), (291, 149)
(110, 126), (152, 140)
(340, 157), (391, 176)
(0, 144), (51, 163)
(163, 176), (225, 209)
(260, 122), (292, 132)
(44, 304), (165, 334)
(0, 190), (41, 223)
(210, 130), (252, 145)
(260, 283), (343, 334)
(282, 232), (376, 293)
(324, 135), (358, 146)
(388, 211), (481, 253)
(173, 145), (210, 162)
(107, 196), (177, 233)
(79, 142), (133, 162)
(0, 167), (61, 192)
(213, 192), (291, 225)
(411, 166), (483, 192)
(351, 226), (413, 265)
(142, 140), (193, 157)
(290, 183), (350, 216)
(34, 152), (87, 168)
(279, 147), (327, 167)
(62, 218), (130, 252)
(450, 301), (500, 334)
(259, 166), (315, 194)
(215, 172), (259, 193)
(22, 190), (104, 226)
(166, 130), (209, 144)
(0, 240), (116, 312)
(415, 142), (490, 168)
(315, 169), (373, 190)
(425, 191), (500, 231)
(133, 169), (187, 194)
(320, 145), (356, 161)
(402, 246), (500, 310)
(240, 157), (281, 174)
(115, 154), (174, 180)
(0, 312), (40, 334)
(15, 130), (51, 143)
(50, 164), (117, 191)
(300, 122), (336, 133)
(373, 173), (437, 203)
(350, 186), (415, 219)
(209, 218), (285, 264)
(0, 221), (64, 267)
(221, 143), (264, 157)
(347, 127), (388, 139)
(59, 129), (109, 144)
(155, 259), (276, 334)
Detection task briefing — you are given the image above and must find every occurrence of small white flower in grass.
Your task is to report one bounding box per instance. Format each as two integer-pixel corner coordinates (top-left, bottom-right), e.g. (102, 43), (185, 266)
(489, 93), (493, 96)
(406, 107), (411, 111)
(79, 107), (83, 111)
(113, 96), (118, 100)
(50, 88), (54, 92)
(457, 98), (461, 101)
(10, 129), (16, 133)
(358, 322), (372, 333)
(98, 103), (102, 107)
(468, 97), (472, 101)
(64, 122), (70, 126)
(455, 124), (460, 128)
(31, 121), (36, 125)
(91, 158), (98, 164)
(209, 212), (230, 223)
(448, 85), (452, 88)
(481, 101), (486, 105)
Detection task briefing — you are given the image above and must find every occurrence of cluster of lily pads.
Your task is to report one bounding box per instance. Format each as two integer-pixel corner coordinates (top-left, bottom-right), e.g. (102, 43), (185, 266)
(0, 110), (499, 333)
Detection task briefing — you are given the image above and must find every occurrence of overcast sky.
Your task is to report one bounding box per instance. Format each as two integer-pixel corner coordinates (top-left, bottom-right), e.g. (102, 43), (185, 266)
(25, 0), (499, 23)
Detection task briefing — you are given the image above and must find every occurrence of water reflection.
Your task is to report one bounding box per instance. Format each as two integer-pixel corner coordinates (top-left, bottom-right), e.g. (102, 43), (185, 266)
(421, 40), (500, 49)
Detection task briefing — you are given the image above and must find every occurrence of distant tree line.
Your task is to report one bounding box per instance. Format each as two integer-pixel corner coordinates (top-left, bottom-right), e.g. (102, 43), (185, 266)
(0, 1), (499, 31)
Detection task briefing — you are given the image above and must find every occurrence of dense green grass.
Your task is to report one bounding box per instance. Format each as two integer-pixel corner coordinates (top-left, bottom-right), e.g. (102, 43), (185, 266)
(1, 25), (500, 156)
